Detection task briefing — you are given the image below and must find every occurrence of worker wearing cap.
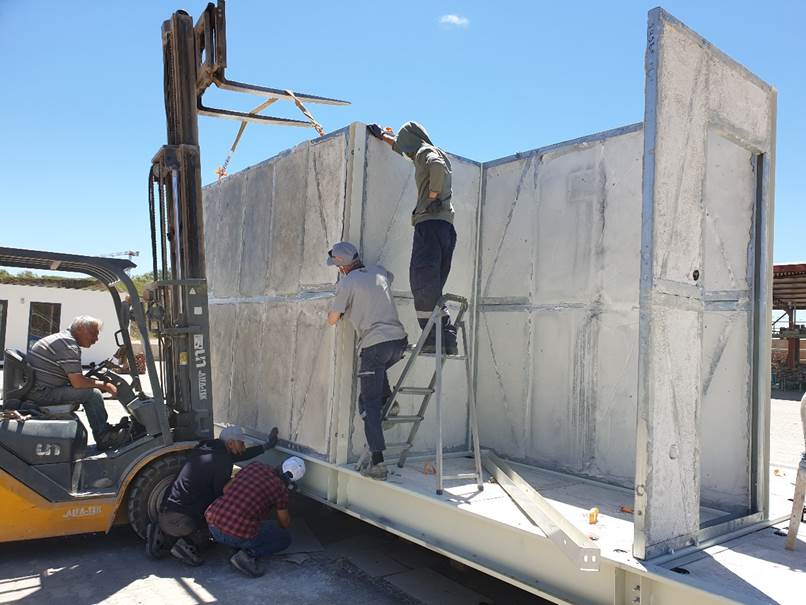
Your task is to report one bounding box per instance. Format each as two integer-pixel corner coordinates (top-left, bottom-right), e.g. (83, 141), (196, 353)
(145, 424), (279, 566)
(206, 456), (306, 578)
(326, 242), (408, 480)
(367, 121), (458, 355)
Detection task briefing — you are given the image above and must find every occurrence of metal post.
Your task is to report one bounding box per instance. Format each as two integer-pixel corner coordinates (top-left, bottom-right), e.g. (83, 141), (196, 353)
(463, 320), (484, 490)
(436, 308), (444, 495)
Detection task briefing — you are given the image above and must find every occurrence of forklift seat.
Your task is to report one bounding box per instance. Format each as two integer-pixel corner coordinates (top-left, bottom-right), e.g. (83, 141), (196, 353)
(2, 349), (79, 415)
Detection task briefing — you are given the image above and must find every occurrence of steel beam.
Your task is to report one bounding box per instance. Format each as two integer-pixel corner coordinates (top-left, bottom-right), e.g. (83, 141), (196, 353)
(482, 452), (600, 571)
(257, 447), (766, 605)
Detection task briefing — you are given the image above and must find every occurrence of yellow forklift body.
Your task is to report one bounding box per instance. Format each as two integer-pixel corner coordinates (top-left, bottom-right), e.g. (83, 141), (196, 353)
(0, 443), (193, 543)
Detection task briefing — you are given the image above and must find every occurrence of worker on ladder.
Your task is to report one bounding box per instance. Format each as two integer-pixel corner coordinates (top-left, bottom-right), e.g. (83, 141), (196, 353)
(368, 121), (458, 355)
(326, 242), (408, 480)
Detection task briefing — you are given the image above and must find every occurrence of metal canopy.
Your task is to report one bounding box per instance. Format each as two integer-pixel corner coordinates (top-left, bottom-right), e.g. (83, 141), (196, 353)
(0, 247), (135, 286)
(773, 263), (806, 308)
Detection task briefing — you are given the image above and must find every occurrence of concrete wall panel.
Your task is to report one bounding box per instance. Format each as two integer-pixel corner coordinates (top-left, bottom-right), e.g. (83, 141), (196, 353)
(205, 175), (244, 298)
(476, 309), (531, 459)
(701, 309), (752, 511)
(476, 129), (643, 486)
(237, 162), (273, 297)
(634, 8), (775, 558)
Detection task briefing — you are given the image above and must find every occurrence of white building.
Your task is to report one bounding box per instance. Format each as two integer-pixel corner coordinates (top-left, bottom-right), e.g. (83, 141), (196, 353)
(0, 282), (120, 366)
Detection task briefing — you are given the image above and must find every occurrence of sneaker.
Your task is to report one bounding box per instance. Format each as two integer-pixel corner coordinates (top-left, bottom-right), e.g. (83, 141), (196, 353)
(170, 537), (203, 566)
(361, 462), (388, 481)
(230, 549), (265, 577)
(96, 427), (132, 452)
(146, 522), (170, 560)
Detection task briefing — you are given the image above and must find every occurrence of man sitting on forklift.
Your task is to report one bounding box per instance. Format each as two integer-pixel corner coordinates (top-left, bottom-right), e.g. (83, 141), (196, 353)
(146, 424), (280, 566)
(27, 315), (130, 451)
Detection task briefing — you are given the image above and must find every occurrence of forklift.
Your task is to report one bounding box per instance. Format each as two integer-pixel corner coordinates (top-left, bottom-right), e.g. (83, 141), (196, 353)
(0, 1), (347, 543)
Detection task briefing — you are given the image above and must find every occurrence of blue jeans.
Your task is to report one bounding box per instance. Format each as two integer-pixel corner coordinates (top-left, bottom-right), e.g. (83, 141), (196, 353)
(29, 386), (109, 440)
(209, 522), (291, 558)
(358, 337), (407, 454)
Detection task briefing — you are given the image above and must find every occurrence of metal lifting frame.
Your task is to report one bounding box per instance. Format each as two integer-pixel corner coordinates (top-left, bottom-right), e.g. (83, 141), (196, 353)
(357, 294), (484, 495)
(147, 0), (348, 440)
(192, 0), (349, 130)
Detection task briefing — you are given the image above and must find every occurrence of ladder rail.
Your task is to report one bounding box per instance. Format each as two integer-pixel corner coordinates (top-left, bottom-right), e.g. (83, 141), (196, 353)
(358, 293), (483, 495)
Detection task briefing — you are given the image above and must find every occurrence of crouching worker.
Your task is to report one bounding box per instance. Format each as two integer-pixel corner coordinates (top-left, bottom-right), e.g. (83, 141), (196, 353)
(326, 242), (408, 480)
(205, 456), (306, 578)
(146, 425), (279, 566)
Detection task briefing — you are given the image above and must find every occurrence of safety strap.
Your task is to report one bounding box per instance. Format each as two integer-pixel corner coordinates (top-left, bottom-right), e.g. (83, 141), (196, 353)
(215, 91), (326, 180)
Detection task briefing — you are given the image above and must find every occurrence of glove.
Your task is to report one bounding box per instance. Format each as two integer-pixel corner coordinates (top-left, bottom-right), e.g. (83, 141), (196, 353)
(263, 426), (279, 451)
(367, 123), (384, 139)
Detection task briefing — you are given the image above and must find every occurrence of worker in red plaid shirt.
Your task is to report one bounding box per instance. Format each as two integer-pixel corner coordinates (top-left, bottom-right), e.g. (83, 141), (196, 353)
(205, 456), (306, 577)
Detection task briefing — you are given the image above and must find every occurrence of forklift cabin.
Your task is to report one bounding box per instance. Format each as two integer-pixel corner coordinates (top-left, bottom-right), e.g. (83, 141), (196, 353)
(0, 248), (207, 541)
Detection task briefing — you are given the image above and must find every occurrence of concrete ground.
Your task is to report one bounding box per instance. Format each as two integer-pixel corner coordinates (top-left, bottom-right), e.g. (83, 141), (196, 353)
(0, 495), (548, 605)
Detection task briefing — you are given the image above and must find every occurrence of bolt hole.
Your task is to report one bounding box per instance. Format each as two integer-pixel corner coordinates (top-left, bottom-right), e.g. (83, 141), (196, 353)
(692, 269), (700, 281)
(671, 567), (690, 575)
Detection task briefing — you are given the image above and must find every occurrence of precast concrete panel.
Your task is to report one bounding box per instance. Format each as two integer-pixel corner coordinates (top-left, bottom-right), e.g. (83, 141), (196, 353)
(634, 8), (775, 558)
(475, 129), (643, 486)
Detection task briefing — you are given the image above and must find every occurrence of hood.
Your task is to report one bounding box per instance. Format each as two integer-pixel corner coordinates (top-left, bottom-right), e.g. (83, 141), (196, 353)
(393, 121), (433, 155)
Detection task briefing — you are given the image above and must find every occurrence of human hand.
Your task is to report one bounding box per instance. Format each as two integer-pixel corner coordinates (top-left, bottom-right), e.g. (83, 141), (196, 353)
(263, 426), (279, 451)
(367, 123), (384, 139)
(104, 382), (118, 397)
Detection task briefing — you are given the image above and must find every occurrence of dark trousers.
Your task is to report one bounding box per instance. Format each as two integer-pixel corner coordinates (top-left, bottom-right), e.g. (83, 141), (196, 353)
(410, 220), (457, 337)
(209, 522), (291, 559)
(158, 510), (211, 548)
(358, 337), (407, 453)
(29, 386), (109, 441)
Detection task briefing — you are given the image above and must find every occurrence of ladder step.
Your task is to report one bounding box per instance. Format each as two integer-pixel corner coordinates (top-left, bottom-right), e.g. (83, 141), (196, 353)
(399, 387), (434, 395)
(441, 473), (482, 481)
(384, 442), (413, 450)
(405, 347), (466, 360)
(383, 415), (424, 424)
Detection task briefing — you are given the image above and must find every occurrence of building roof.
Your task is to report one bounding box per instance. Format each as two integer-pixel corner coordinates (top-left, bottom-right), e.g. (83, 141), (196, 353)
(773, 263), (806, 309)
(0, 276), (102, 290)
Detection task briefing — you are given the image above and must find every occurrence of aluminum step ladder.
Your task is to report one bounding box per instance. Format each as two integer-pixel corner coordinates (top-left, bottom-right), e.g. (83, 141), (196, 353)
(357, 294), (484, 495)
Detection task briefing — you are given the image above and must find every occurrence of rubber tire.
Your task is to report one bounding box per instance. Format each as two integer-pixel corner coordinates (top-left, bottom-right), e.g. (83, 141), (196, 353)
(127, 452), (187, 539)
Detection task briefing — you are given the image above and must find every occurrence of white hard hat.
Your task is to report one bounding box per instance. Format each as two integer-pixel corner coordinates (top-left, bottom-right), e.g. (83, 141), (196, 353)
(282, 456), (306, 482)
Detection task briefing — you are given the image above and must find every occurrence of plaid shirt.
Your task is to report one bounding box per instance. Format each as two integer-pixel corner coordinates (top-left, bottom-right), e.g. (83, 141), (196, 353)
(204, 462), (289, 539)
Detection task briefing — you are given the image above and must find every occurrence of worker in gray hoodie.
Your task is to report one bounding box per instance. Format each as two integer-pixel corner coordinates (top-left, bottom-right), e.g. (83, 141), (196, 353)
(368, 121), (458, 355)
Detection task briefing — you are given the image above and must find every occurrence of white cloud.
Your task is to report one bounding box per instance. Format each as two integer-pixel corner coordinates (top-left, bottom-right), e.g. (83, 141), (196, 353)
(439, 14), (469, 29)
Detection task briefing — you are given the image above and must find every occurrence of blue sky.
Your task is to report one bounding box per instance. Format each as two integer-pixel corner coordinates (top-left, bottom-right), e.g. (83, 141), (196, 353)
(1, 1), (803, 270)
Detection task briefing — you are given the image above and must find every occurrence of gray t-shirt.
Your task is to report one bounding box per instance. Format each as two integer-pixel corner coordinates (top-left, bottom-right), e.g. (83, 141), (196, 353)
(330, 264), (407, 349)
(28, 330), (82, 388)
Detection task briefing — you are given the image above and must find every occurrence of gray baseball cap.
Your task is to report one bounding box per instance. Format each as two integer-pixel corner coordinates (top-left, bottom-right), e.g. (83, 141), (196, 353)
(326, 241), (360, 267)
(219, 425), (245, 442)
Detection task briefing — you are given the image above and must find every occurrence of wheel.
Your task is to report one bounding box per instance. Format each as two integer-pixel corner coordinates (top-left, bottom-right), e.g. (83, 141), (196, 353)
(127, 452), (187, 539)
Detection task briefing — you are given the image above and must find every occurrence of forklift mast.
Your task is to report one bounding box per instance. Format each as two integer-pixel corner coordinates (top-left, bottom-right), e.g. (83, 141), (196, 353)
(147, 1), (348, 441)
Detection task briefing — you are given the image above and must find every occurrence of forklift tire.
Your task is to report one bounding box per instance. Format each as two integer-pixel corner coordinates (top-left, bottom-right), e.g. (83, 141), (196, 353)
(127, 452), (187, 539)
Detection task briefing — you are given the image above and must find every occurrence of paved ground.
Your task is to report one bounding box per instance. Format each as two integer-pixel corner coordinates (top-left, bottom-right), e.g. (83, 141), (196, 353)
(770, 390), (805, 470)
(0, 496), (547, 605)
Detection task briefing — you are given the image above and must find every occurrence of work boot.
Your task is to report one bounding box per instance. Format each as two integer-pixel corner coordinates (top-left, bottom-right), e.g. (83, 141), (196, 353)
(443, 328), (459, 356)
(145, 522), (170, 560)
(361, 462), (388, 481)
(230, 549), (265, 577)
(170, 537), (203, 567)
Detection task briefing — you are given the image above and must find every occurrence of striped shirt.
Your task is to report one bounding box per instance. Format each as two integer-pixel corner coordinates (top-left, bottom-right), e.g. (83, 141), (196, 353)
(28, 330), (82, 388)
(205, 462), (289, 539)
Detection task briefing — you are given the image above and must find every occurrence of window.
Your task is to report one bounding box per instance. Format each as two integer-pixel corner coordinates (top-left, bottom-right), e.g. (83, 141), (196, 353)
(27, 302), (61, 351)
